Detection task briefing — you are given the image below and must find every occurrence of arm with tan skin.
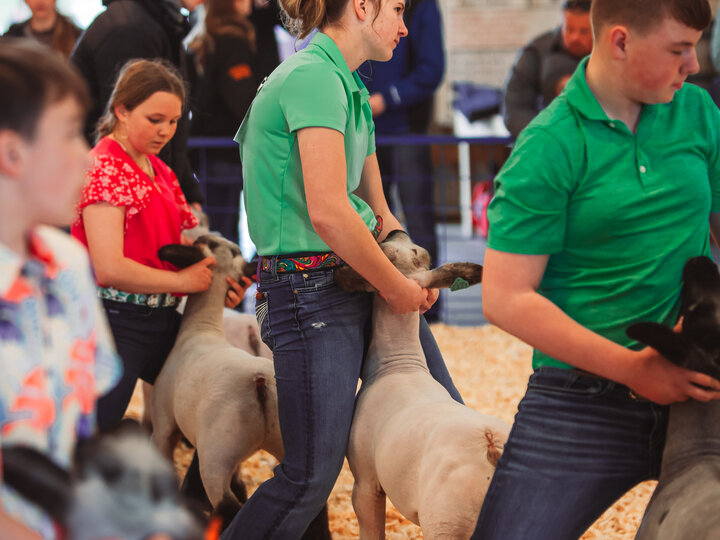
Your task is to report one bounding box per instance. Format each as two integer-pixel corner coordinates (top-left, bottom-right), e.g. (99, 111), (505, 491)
(298, 127), (428, 314)
(82, 203), (215, 294)
(353, 150), (439, 311)
(481, 247), (720, 405)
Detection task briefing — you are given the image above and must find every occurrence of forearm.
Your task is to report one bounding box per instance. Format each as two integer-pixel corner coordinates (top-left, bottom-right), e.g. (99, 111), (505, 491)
(311, 204), (407, 294)
(484, 288), (637, 384)
(94, 256), (181, 294)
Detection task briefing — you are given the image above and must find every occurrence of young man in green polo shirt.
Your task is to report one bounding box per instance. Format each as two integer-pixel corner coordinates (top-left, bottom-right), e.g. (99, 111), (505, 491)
(473, 0), (720, 538)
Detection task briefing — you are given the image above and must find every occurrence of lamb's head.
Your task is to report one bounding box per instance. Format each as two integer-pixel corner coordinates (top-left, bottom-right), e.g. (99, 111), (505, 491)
(1, 420), (205, 540)
(335, 230), (483, 292)
(379, 230), (432, 275)
(158, 234), (254, 282)
(627, 256), (720, 379)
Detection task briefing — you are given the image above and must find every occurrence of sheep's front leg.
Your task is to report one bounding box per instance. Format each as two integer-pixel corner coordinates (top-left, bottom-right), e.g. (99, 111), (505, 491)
(352, 478), (387, 540)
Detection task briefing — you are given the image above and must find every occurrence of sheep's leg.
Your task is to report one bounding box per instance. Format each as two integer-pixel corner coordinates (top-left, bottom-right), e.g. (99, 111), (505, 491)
(196, 430), (249, 510)
(150, 420), (181, 461)
(352, 479), (387, 540)
(141, 382), (153, 430)
(417, 473), (485, 540)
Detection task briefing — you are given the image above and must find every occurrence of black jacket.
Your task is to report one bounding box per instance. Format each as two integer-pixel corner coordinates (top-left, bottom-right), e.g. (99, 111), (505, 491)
(70, 0), (203, 204)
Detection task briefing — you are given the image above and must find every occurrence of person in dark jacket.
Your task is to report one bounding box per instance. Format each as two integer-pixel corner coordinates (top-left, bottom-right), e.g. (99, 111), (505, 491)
(502, 0), (593, 138)
(363, 0), (444, 321)
(188, 0), (258, 243)
(70, 0), (205, 206)
(3, 0), (81, 59)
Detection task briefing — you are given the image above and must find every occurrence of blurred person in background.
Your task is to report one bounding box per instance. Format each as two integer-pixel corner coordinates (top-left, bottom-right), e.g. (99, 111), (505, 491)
(502, 0), (593, 138)
(2, 0), (81, 59)
(70, 0), (205, 208)
(189, 0), (258, 244)
(363, 0), (444, 321)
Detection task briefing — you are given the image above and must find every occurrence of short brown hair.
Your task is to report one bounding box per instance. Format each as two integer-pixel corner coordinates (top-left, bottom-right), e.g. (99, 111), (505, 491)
(591, 0), (711, 37)
(0, 38), (89, 140)
(96, 59), (186, 142)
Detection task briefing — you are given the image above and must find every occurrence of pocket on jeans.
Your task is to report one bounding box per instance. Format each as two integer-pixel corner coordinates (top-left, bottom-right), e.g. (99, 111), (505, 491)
(294, 270), (337, 294)
(527, 367), (610, 398)
(255, 291), (273, 350)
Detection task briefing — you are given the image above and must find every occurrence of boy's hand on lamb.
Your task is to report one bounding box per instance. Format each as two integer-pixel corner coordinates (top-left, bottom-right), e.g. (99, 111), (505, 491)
(225, 276), (253, 308)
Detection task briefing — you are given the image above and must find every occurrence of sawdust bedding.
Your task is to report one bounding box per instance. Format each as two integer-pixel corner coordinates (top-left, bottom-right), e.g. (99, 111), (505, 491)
(127, 323), (655, 539)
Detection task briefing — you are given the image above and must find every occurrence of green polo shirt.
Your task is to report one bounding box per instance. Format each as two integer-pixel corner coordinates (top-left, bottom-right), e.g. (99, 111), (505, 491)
(488, 57), (720, 370)
(234, 32), (377, 255)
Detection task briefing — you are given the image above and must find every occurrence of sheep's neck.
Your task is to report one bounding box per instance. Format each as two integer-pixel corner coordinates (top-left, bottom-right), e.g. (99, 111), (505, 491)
(660, 399), (720, 480)
(177, 273), (228, 339)
(361, 295), (429, 386)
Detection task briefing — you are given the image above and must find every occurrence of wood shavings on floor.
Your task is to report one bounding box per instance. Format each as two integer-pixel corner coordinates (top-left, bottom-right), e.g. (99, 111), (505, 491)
(127, 323), (655, 539)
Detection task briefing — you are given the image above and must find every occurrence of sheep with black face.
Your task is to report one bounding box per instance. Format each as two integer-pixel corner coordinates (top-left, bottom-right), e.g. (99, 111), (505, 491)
(628, 256), (720, 539)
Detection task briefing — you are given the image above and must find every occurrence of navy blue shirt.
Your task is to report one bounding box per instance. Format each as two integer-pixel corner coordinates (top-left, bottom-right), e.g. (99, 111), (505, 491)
(362, 0), (444, 135)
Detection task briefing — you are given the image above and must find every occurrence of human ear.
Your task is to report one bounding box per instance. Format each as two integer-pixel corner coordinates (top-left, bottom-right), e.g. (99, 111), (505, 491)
(0, 130), (28, 180)
(354, 0), (369, 20)
(608, 25), (629, 59)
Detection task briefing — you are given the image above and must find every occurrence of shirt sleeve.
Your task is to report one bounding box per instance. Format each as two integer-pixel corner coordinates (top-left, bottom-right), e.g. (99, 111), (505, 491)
(78, 155), (151, 223)
(279, 63), (348, 134)
(487, 126), (574, 254)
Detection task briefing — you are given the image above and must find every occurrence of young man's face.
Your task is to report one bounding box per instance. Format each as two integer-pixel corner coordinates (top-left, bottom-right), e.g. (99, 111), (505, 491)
(20, 97), (90, 227)
(562, 9), (593, 58)
(624, 17), (702, 104)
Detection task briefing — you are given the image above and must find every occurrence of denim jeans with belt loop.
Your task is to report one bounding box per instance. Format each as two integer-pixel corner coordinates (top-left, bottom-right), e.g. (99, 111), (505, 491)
(471, 366), (668, 540)
(221, 257), (462, 539)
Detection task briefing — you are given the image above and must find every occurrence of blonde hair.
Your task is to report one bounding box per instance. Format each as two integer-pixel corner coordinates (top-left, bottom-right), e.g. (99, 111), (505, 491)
(279, 0), (380, 39)
(95, 59), (186, 142)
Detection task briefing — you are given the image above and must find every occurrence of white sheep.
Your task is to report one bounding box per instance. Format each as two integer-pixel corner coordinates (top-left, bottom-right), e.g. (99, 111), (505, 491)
(150, 235), (283, 517)
(335, 230), (511, 539)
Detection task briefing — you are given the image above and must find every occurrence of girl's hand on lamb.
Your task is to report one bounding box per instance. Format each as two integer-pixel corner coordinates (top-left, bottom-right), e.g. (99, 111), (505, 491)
(381, 277), (427, 314)
(419, 288), (439, 313)
(177, 256), (215, 293)
(225, 276), (253, 308)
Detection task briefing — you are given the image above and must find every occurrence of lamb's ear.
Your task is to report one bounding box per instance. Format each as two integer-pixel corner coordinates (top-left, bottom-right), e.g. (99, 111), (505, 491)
(158, 244), (206, 269)
(626, 322), (687, 366)
(334, 266), (376, 292)
(1, 445), (73, 522)
(411, 262), (483, 289)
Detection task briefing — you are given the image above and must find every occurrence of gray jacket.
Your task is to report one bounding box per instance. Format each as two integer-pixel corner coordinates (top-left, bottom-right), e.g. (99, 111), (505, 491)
(502, 27), (582, 138)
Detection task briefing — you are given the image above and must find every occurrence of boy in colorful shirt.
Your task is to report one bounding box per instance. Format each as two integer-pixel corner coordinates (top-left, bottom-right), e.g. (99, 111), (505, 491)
(0, 39), (121, 538)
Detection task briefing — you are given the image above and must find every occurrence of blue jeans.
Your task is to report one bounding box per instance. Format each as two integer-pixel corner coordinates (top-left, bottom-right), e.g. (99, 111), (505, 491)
(472, 367), (668, 540)
(221, 263), (462, 539)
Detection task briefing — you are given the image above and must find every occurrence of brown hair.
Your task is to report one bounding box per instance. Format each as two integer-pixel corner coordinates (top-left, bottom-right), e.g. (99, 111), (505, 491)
(189, 0), (256, 74)
(279, 0), (381, 39)
(95, 59), (186, 142)
(591, 0), (711, 37)
(0, 37), (89, 140)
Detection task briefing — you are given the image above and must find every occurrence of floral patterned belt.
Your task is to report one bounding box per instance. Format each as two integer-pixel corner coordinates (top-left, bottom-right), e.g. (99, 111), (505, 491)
(260, 252), (344, 274)
(97, 286), (180, 308)
(260, 216), (383, 274)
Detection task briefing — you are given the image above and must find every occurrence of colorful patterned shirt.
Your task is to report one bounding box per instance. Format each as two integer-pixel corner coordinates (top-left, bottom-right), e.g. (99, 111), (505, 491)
(0, 226), (122, 538)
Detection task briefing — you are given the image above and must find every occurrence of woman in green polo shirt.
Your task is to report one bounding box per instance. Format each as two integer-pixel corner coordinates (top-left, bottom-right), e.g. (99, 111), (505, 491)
(221, 0), (463, 537)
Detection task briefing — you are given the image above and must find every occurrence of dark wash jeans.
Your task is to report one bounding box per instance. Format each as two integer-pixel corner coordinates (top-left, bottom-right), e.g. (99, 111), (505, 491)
(221, 263), (462, 539)
(472, 367), (668, 540)
(97, 299), (181, 433)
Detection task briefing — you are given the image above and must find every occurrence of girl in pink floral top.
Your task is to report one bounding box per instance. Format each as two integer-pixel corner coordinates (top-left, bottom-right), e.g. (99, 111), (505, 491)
(71, 59), (249, 432)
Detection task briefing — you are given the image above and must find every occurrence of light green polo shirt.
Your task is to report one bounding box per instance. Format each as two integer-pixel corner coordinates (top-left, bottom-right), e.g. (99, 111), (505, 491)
(235, 32), (377, 255)
(488, 57), (720, 370)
